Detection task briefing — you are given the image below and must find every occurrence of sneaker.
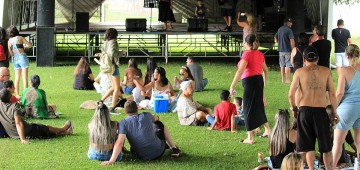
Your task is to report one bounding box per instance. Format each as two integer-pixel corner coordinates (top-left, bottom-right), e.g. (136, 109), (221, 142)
(109, 107), (119, 115)
(170, 146), (181, 157)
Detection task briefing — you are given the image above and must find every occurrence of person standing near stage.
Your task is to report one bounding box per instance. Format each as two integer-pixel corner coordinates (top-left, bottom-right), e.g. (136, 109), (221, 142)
(332, 19), (352, 72)
(158, 0), (176, 31)
(275, 17), (295, 83)
(99, 28), (123, 114)
(288, 46), (338, 170)
(230, 34), (271, 144)
(7, 26), (32, 97)
(236, 12), (257, 43)
(219, 0), (234, 31)
(312, 25), (331, 69)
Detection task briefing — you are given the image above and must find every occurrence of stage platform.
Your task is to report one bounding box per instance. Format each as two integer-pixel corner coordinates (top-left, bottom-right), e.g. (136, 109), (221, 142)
(21, 22), (277, 62)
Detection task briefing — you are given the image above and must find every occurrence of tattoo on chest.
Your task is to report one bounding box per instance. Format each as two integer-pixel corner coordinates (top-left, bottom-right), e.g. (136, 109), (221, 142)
(308, 65), (322, 90)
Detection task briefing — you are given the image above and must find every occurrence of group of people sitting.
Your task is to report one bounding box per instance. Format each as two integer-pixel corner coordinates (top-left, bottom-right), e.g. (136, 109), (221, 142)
(0, 67), (73, 143)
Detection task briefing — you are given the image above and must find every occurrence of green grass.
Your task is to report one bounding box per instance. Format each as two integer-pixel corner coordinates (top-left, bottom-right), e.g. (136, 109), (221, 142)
(0, 59), (340, 169)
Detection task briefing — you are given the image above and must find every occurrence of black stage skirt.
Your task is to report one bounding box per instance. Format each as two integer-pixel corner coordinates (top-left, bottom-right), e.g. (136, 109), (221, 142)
(242, 75), (268, 131)
(158, 1), (176, 22)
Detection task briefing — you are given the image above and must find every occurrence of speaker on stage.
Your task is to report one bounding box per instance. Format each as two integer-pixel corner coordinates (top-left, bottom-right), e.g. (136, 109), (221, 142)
(187, 18), (208, 32)
(36, 27), (55, 66)
(76, 12), (89, 32)
(37, 0), (55, 27)
(126, 19), (147, 32)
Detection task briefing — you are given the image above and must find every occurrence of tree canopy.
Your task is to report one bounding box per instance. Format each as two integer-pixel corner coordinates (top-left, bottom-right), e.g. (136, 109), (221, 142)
(334, 0), (360, 4)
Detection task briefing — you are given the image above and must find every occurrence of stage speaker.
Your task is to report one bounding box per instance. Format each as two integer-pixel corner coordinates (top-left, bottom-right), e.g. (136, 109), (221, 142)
(126, 19), (147, 32)
(76, 12), (89, 32)
(36, 27), (55, 67)
(187, 18), (208, 32)
(37, 0), (55, 27)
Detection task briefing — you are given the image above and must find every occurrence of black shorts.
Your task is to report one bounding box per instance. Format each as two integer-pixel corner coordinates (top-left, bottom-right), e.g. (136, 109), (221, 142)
(221, 8), (234, 17)
(27, 123), (55, 139)
(296, 106), (332, 153)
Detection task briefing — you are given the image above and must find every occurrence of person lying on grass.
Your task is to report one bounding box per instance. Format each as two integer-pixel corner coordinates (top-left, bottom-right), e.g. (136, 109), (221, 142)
(207, 90), (237, 133)
(88, 101), (122, 161)
(0, 88), (73, 144)
(176, 80), (211, 126)
(20, 74), (58, 119)
(101, 101), (181, 165)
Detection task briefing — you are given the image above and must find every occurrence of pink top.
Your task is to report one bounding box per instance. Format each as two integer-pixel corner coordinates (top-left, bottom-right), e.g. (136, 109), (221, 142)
(239, 50), (264, 79)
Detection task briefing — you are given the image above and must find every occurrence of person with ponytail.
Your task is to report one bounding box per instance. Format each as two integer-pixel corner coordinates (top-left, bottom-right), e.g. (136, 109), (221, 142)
(88, 101), (122, 161)
(229, 34), (270, 144)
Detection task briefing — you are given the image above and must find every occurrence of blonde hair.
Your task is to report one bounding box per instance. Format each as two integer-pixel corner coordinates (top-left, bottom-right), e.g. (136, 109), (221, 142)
(88, 102), (117, 153)
(246, 13), (257, 33)
(280, 152), (303, 170)
(269, 109), (291, 156)
(346, 44), (360, 64)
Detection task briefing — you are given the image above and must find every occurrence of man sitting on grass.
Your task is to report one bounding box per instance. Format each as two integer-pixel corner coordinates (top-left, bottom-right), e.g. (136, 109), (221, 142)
(0, 89), (73, 144)
(101, 101), (181, 165)
(206, 90), (237, 133)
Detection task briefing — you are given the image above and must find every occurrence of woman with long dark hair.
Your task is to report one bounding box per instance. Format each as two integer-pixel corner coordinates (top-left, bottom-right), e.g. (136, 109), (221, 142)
(7, 25), (32, 96)
(121, 58), (142, 94)
(229, 34), (271, 144)
(100, 28), (122, 114)
(133, 66), (175, 109)
(290, 32), (309, 71)
(173, 66), (195, 88)
(73, 57), (94, 90)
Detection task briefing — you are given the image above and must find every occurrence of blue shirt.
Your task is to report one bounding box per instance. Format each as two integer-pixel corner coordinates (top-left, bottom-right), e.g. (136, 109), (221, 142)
(341, 71), (360, 104)
(118, 112), (165, 160)
(276, 25), (294, 52)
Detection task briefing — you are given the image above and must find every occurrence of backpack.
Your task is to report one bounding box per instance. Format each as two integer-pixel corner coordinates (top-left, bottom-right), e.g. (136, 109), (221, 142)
(99, 41), (115, 74)
(0, 44), (6, 61)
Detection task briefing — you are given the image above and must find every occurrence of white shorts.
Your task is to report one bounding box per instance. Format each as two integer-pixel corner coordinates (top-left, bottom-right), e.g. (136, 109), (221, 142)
(335, 53), (349, 67)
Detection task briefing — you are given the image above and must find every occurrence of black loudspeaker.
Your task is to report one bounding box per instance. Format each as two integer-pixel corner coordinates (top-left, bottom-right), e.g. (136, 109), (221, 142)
(36, 27), (55, 66)
(187, 18), (208, 32)
(37, 0), (55, 27)
(125, 19), (147, 32)
(76, 12), (89, 32)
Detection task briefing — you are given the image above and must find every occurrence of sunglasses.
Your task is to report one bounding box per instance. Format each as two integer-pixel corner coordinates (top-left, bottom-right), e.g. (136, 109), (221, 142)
(179, 73), (185, 76)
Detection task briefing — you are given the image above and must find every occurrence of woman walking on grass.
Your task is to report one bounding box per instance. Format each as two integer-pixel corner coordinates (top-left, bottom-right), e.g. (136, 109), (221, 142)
(100, 28), (123, 114)
(229, 34), (271, 144)
(7, 26), (32, 97)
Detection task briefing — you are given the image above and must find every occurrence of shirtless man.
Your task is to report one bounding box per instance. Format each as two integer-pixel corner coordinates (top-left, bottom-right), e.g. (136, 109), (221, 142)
(288, 46), (339, 170)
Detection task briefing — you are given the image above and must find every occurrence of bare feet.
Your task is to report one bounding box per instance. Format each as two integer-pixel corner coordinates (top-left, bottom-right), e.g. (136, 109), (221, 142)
(240, 139), (254, 144)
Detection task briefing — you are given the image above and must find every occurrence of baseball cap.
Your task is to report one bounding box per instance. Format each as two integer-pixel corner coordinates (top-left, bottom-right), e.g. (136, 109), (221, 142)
(284, 17), (294, 23)
(303, 46), (319, 62)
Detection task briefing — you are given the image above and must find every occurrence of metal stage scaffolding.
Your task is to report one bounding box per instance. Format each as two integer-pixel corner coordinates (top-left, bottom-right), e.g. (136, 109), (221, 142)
(23, 30), (277, 63)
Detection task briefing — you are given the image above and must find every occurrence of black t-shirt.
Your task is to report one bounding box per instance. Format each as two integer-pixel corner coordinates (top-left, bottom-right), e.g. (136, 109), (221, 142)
(293, 45), (308, 71)
(73, 68), (95, 90)
(332, 28), (351, 53)
(312, 39), (331, 68)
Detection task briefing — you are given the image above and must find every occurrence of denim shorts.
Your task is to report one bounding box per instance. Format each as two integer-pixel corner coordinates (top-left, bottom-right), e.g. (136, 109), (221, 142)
(13, 53), (29, 70)
(336, 103), (360, 130)
(112, 67), (120, 77)
(206, 115), (240, 126)
(279, 52), (291, 67)
(88, 147), (123, 161)
(124, 86), (134, 94)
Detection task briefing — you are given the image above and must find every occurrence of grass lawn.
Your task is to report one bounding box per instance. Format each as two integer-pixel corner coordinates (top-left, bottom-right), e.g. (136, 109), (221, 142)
(0, 58), (340, 169)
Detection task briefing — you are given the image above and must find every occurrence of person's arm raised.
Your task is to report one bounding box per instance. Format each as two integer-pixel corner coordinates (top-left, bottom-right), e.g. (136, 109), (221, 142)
(101, 134), (125, 166)
(133, 78), (153, 93)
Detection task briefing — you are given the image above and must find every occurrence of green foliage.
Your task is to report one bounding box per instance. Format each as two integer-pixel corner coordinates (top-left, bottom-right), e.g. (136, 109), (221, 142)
(0, 60), (339, 169)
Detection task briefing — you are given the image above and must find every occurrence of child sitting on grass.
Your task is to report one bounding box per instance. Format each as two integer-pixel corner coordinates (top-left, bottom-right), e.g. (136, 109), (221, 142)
(3, 80), (18, 103)
(233, 97), (261, 134)
(207, 90), (237, 133)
